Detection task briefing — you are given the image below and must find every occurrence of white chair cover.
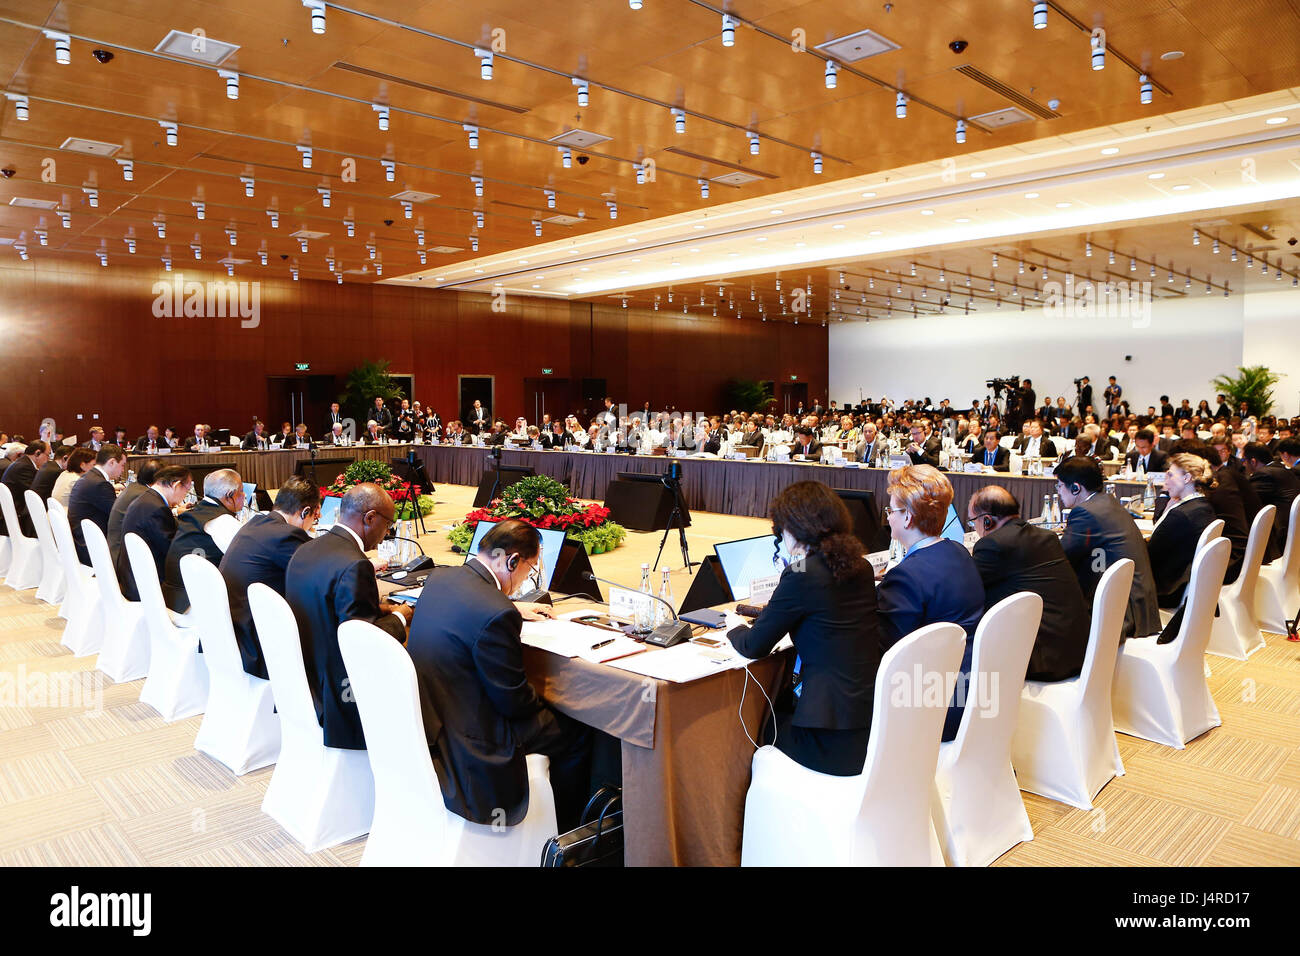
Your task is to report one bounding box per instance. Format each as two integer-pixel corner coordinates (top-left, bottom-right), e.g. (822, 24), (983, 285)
(24, 490), (65, 605)
(1255, 498), (1299, 636)
(46, 501), (103, 655)
(1208, 505), (1273, 660)
(338, 620), (558, 866)
(740, 622), (966, 867)
(1160, 519), (1224, 628)
(83, 519), (150, 682)
(0, 483), (42, 590)
(125, 534), (208, 722)
(249, 584), (375, 852)
(1114, 537), (1229, 749)
(932, 592), (1041, 867)
(180, 555), (280, 774)
(1010, 559), (1132, 810)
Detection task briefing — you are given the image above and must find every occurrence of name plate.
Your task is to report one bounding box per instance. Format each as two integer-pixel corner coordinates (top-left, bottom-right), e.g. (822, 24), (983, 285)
(1145, 472), (1167, 484)
(749, 574), (780, 605)
(964, 531), (979, 549)
(964, 462), (982, 473)
(889, 454), (911, 469)
(608, 585), (655, 622)
(867, 551), (891, 574)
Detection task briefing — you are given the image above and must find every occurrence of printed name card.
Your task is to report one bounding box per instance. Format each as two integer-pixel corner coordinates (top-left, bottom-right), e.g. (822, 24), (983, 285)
(749, 574), (780, 604)
(608, 586), (655, 622)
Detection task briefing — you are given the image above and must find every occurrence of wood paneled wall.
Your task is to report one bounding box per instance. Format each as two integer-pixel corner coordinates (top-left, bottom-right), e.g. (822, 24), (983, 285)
(0, 260), (827, 438)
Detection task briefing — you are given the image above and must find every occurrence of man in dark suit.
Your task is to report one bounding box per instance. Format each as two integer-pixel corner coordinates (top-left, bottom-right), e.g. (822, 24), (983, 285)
(1019, 380), (1037, 425)
(905, 422), (940, 467)
(162, 468), (245, 613)
(285, 483), (412, 751)
(369, 397), (393, 434)
(967, 486), (1088, 681)
(958, 421), (984, 456)
(406, 519), (593, 831)
(1243, 442), (1300, 557)
(133, 426), (163, 454)
(30, 444), (69, 504)
(108, 458), (162, 574)
(323, 402), (345, 437)
(182, 424), (211, 452)
(1125, 428), (1169, 474)
(854, 423), (882, 464)
(68, 445), (126, 565)
(2, 441), (50, 537)
(791, 426), (822, 460)
(976, 431), (1011, 472)
(1055, 456), (1161, 639)
(116, 465), (193, 602)
(1214, 395), (1233, 421)
(219, 477), (319, 679)
(467, 400), (490, 435)
(1078, 377), (1094, 415)
(241, 420), (270, 450)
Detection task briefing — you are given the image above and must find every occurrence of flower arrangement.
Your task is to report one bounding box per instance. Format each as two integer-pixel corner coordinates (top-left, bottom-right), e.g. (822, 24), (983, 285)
(322, 458), (434, 521)
(446, 474), (626, 554)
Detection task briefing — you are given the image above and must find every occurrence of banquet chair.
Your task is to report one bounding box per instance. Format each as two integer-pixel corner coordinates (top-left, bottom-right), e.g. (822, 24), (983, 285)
(0, 483), (43, 591)
(1113, 537), (1229, 749)
(1010, 559), (1132, 811)
(83, 519), (150, 682)
(45, 499), (76, 621)
(932, 593), (1041, 867)
(1158, 519), (1223, 628)
(0, 514), (10, 577)
(250, 584), (375, 852)
(126, 534), (208, 722)
(181, 555), (280, 774)
(24, 490), (65, 606)
(338, 619), (558, 866)
(740, 622), (966, 867)
(46, 501), (103, 656)
(1255, 498), (1299, 636)
(1207, 505), (1273, 660)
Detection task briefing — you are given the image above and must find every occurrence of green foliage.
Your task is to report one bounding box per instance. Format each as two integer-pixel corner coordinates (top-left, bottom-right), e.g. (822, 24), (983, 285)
(499, 474), (570, 512)
(342, 458), (392, 486)
(725, 378), (774, 413)
(339, 360), (405, 426)
(447, 521), (475, 551)
(1211, 365), (1281, 418)
(396, 494), (435, 521)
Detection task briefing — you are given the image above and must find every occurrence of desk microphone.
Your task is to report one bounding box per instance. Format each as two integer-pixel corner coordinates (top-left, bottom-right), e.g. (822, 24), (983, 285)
(582, 571), (692, 647)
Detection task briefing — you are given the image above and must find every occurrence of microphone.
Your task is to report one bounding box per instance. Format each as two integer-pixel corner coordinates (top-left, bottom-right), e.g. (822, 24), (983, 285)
(582, 571), (692, 647)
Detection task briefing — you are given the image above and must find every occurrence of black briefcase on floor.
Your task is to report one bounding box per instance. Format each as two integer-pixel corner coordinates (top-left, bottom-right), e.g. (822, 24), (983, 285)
(540, 787), (623, 867)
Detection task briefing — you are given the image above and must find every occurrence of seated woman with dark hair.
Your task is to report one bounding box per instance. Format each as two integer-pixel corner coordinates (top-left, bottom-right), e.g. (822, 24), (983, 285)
(726, 481), (882, 776)
(877, 465), (985, 742)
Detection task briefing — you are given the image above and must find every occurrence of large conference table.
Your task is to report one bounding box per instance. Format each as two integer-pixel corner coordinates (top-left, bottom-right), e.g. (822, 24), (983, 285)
(124, 443), (399, 489)
(408, 443), (1149, 522)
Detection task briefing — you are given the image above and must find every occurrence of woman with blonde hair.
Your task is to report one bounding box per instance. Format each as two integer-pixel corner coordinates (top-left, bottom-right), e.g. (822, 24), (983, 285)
(877, 464), (985, 741)
(1147, 452), (1218, 610)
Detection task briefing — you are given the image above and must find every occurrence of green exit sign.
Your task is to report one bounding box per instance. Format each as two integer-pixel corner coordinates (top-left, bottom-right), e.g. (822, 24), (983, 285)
(790, 374), (798, 381)
(295, 363), (311, 371)
(542, 368), (553, 375)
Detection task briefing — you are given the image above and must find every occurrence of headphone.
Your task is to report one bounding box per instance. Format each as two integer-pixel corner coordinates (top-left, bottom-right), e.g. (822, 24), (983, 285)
(506, 553), (520, 571)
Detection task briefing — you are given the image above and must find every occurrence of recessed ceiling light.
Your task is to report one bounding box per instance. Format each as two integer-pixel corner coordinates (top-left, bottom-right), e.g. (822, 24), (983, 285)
(618, 270), (630, 274)
(1160, 50), (1184, 60)
(832, 223), (846, 229)
(728, 252), (739, 256)
(920, 209), (934, 216)
(688, 247), (700, 252)
(1024, 191), (1040, 199)
(794, 241), (806, 247)
(1148, 172), (1165, 179)
(954, 217), (971, 223)
(473, 268), (483, 273)
(861, 191), (876, 198)
(970, 171), (986, 179)
(1055, 201), (1072, 208)
(534, 274), (545, 279)
(626, 238), (637, 243)
(770, 209), (784, 215)
(579, 267), (590, 272)
(868, 229), (883, 236)
(1100, 147), (1120, 155)
(1265, 116), (1288, 125)
(755, 237), (767, 242)
(435, 276), (445, 281)
(1172, 183), (1192, 190)
(518, 259), (528, 263)
(532, 284), (540, 288)
(671, 261), (680, 265)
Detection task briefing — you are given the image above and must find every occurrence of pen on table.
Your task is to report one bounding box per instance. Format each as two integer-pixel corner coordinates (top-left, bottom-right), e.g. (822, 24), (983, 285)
(590, 638), (616, 650)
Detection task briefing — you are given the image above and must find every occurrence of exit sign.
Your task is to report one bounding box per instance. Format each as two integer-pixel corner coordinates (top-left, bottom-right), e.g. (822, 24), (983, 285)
(541, 368), (553, 375)
(790, 374), (798, 381)
(295, 363), (311, 371)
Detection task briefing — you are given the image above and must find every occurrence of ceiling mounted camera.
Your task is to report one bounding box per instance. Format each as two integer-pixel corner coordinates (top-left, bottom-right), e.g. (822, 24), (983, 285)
(0, 168), (14, 178)
(383, 218), (394, 226)
(92, 49), (114, 63)
(576, 154), (590, 165)
(948, 39), (968, 54)
(279, 254), (288, 261)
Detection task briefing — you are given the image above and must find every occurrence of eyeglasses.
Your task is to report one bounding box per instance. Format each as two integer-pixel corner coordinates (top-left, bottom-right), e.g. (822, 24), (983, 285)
(882, 504), (907, 519)
(966, 513), (991, 531)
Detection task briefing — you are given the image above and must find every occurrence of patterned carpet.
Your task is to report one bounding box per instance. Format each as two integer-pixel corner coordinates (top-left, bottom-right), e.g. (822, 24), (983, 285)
(1, 485), (1297, 866)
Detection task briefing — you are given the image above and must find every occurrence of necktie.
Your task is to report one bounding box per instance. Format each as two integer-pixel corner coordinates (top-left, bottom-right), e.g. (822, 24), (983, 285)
(986, 450), (993, 465)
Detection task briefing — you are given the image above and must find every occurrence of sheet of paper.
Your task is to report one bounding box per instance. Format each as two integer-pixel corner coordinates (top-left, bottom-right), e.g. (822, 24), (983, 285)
(604, 640), (752, 683)
(520, 618), (607, 658)
(577, 635), (647, 664)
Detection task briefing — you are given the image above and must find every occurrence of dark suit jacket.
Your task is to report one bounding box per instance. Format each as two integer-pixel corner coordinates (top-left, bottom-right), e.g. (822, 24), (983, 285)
(108, 481), (150, 573)
(241, 430), (271, 450)
(218, 511), (310, 679)
(2, 456), (38, 536)
(323, 411), (345, 435)
(1205, 470), (1252, 584)
(117, 488), (177, 602)
(182, 435), (211, 451)
(406, 559), (542, 825)
(906, 436), (941, 467)
(468, 408), (490, 434)
(163, 498), (232, 612)
(1147, 497), (1217, 608)
(30, 461), (62, 504)
(68, 467), (117, 565)
(1249, 463), (1300, 557)
(370, 406), (393, 431)
(792, 438), (822, 460)
(1060, 492), (1161, 638)
(728, 552), (881, 730)
(972, 519), (1088, 682)
(1126, 447), (1169, 473)
(975, 445), (1011, 472)
(285, 526), (406, 750)
(959, 435), (983, 456)
(133, 436), (164, 454)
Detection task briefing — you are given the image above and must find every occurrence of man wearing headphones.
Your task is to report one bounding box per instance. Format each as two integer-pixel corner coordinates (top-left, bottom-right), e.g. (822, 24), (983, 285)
(1054, 456), (1161, 639)
(406, 519), (595, 833)
(219, 476), (323, 680)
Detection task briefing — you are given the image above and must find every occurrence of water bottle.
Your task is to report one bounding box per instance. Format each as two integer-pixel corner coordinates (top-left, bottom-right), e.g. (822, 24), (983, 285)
(1105, 482), (1116, 498)
(1042, 494), (1053, 527)
(1143, 477), (1156, 512)
(657, 569), (674, 626)
(636, 563), (654, 633)
(126, 469), (136, 484)
(1052, 493), (1062, 526)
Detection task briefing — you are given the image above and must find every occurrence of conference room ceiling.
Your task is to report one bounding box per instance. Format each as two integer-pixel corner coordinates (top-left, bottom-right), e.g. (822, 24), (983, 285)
(3, 0), (1300, 289)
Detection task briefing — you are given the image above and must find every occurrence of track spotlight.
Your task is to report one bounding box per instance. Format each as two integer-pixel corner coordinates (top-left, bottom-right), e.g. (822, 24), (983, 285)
(163, 256), (172, 271)
(470, 235), (479, 252)
(475, 48), (494, 80)
(374, 261), (382, 276)
(373, 103), (389, 131)
(1033, 2), (1047, 29)
(896, 91), (907, 118)
(160, 121), (178, 146)
(635, 163), (646, 185)
(297, 145), (312, 168)
(345, 219), (355, 237)
(336, 272), (342, 284)
(381, 159), (395, 182)
(117, 158), (133, 181)
(1090, 31), (1105, 71)
(1212, 237), (1220, 254)
(474, 210), (485, 229)
(258, 250), (267, 265)
(1140, 74), (1152, 105)
(532, 219), (542, 237)
(1085, 239), (1092, 257)
(722, 13), (736, 46)
(1230, 247), (1238, 262)
(153, 218), (165, 238)
(417, 249), (426, 264)
(43, 30), (70, 65)
(811, 151), (823, 174)
(191, 241), (202, 260)
(747, 131), (760, 155)
(955, 119), (966, 144)
(97, 251), (108, 267)
(559, 147), (572, 168)
(464, 124), (479, 149)
(267, 209), (279, 229)
(34, 229), (47, 246)
(59, 209), (70, 228)
(290, 267), (298, 280)
(400, 200), (412, 219)
(671, 107), (686, 133)
(14, 244), (28, 261)
(303, 0), (326, 34)
(414, 229), (424, 246)
(824, 60), (838, 89)
(192, 200), (205, 220)
(226, 227), (237, 245)
(606, 200), (618, 220)
(299, 238), (309, 253)
(84, 187), (98, 208)
(1129, 257), (1136, 272)
(319, 187), (332, 208)
(218, 69), (239, 99)
(1192, 228), (1199, 246)
(366, 243), (376, 260)
(573, 77), (588, 107)
(7, 93), (29, 121)
(698, 178), (709, 198)
(1108, 249), (1116, 265)
(544, 188), (556, 209)
(225, 263), (235, 277)
(240, 176), (255, 197)
(470, 176), (484, 198)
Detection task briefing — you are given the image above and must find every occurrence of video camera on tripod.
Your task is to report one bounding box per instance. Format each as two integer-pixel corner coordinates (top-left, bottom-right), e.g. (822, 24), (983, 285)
(985, 376), (1021, 395)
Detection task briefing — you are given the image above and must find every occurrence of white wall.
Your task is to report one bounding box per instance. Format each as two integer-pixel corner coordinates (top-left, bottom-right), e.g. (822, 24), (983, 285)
(828, 289), (1273, 417)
